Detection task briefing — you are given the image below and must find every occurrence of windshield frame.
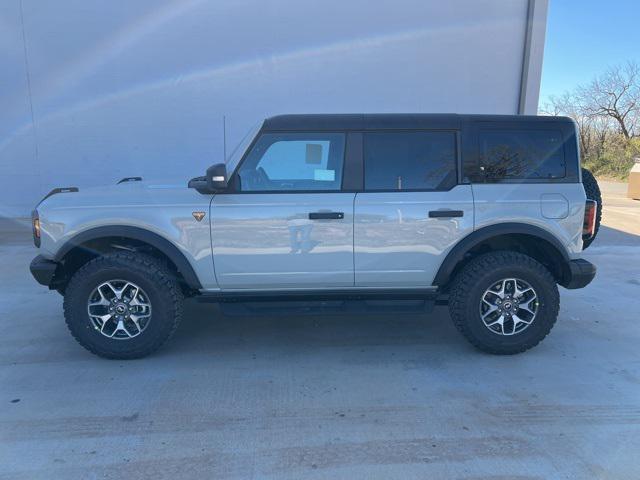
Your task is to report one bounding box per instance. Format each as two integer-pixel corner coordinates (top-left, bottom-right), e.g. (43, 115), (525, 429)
(224, 120), (263, 175)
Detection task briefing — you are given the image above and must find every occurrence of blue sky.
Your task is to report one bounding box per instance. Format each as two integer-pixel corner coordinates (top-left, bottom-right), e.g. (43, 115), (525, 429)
(540, 0), (640, 105)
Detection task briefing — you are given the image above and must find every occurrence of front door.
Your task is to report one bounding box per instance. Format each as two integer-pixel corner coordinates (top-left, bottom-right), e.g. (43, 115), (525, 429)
(354, 130), (474, 286)
(211, 132), (354, 289)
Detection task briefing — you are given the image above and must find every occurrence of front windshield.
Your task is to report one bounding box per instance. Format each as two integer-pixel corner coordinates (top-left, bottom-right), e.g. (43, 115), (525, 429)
(225, 121), (262, 174)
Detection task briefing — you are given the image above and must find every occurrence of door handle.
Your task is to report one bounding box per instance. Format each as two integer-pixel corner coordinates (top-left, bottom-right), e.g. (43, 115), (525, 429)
(308, 211), (344, 220)
(428, 210), (464, 218)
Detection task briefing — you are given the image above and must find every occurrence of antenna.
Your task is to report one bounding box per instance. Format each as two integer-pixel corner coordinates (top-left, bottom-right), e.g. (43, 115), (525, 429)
(223, 115), (227, 162)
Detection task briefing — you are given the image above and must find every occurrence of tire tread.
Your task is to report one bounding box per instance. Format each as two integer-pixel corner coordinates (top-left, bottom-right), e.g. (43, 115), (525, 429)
(63, 251), (183, 359)
(448, 251), (559, 355)
(581, 167), (602, 250)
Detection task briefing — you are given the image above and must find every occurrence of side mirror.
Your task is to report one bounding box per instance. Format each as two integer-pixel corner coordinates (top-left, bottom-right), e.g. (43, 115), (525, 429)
(188, 163), (228, 194)
(206, 163), (228, 191)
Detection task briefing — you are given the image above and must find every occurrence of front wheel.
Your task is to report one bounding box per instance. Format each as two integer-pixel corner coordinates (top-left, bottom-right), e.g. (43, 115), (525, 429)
(63, 252), (183, 359)
(448, 251), (560, 354)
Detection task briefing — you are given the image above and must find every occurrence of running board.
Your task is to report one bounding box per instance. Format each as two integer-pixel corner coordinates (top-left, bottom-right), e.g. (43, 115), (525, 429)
(197, 288), (444, 317)
(218, 299), (435, 317)
(197, 288), (439, 303)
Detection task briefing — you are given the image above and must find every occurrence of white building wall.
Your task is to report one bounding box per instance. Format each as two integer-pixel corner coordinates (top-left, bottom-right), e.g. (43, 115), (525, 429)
(0, 0), (548, 216)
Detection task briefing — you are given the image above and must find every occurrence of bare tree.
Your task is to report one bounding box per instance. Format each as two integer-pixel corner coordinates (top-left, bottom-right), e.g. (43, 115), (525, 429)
(578, 62), (640, 139)
(542, 91), (607, 157)
(541, 61), (640, 178)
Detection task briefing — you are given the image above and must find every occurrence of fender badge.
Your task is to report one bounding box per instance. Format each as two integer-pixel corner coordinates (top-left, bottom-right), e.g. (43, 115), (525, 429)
(192, 211), (206, 222)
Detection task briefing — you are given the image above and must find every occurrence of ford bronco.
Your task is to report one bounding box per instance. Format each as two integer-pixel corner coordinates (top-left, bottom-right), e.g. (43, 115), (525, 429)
(29, 114), (599, 359)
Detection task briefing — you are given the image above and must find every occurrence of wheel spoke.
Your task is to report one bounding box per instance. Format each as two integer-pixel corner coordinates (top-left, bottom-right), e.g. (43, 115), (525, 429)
(89, 289), (110, 307)
(512, 313), (531, 326)
(88, 299), (110, 308)
(481, 304), (499, 320)
(104, 281), (128, 300)
(515, 285), (533, 298)
(519, 298), (537, 315)
(129, 315), (143, 333)
(129, 292), (150, 308)
(92, 313), (112, 324)
(120, 321), (135, 338)
(508, 317), (517, 335)
(110, 320), (130, 338)
(482, 297), (496, 307)
(491, 281), (506, 299)
(128, 285), (140, 303)
(485, 315), (504, 328)
(92, 314), (113, 334)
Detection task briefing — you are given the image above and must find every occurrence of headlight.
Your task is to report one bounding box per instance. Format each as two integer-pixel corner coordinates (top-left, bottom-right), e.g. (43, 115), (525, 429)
(31, 210), (41, 247)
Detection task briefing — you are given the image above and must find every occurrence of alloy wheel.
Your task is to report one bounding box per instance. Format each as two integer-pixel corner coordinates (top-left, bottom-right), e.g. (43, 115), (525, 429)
(87, 280), (152, 339)
(479, 278), (538, 336)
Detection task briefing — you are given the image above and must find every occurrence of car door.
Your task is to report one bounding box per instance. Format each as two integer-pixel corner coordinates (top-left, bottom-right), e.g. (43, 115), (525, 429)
(354, 130), (474, 287)
(211, 131), (355, 289)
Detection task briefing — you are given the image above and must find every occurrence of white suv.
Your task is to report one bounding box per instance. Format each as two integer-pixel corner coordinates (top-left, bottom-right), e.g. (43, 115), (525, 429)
(29, 114), (599, 359)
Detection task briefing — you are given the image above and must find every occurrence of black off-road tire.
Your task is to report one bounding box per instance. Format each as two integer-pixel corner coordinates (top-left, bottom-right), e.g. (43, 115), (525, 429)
(448, 251), (560, 355)
(581, 167), (602, 249)
(63, 252), (183, 359)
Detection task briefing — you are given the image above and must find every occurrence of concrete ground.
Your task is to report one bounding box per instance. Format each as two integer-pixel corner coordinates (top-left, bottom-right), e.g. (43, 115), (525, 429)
(1, 183), (639, 479)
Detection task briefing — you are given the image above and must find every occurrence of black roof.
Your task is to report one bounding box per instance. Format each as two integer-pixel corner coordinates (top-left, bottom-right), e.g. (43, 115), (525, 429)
(262, 113), (574, 131)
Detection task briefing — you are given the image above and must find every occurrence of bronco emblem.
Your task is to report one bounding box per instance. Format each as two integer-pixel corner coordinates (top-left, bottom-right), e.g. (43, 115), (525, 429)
(192, 211), (205, 222)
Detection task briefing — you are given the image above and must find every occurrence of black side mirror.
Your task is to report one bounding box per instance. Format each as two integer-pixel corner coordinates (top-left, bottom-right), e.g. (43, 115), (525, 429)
(206, 163), (228, 191)
(188, 163), (228, 194)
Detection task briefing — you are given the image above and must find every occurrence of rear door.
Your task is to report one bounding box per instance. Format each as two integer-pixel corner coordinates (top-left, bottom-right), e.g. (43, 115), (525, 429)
(211, 131), (355, 289)
(354, 130), (474, 287)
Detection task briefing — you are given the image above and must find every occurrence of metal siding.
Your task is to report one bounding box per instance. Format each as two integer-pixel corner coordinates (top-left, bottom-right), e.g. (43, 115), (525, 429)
(1, 0), (545, 215)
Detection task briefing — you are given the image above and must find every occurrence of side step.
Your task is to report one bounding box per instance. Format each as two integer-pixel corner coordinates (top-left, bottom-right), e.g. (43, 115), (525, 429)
(218, 299), (435, 317)
(197, 289), (447, 317)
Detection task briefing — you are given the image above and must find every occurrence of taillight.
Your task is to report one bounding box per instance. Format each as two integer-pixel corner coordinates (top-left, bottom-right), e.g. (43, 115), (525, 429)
(582, 200), (597, 240)
(32, 210), (41, 247)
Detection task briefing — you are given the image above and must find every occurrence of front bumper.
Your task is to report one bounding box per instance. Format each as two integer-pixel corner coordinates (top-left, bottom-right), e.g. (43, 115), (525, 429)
(30, 255), (59, 287)
(562, 258), (596, 289)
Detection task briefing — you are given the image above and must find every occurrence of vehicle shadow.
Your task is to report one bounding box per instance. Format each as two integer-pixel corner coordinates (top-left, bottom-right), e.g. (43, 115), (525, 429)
(168, 300), (465, 358)
(590, 224), (640, 247)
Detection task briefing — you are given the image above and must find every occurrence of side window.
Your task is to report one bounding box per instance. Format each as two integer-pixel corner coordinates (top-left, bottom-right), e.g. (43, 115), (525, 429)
(478, 129), (566, 180)
(363, 131), (457, 191)
(237, 133), (345, 191)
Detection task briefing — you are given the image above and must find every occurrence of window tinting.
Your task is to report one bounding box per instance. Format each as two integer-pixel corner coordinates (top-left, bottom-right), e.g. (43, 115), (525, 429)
(237, 133), (345, 191)
(364, 131), (456, 191)
(478, 130), (566, 180)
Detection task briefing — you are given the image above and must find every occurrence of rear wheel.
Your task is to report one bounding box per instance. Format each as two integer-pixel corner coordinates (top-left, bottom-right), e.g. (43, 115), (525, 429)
(581, 167), (602, 249)
(63, 252), (183, 359)
(448, 251), (559, 354)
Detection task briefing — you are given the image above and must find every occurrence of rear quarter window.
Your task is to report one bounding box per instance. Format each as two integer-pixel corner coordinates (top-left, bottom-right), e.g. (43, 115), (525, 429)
(476, 129), (566, 181)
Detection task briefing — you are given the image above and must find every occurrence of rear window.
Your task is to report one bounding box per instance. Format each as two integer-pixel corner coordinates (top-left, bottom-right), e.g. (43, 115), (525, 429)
(478, 129), (566, 180)
(364, 131), (456, 191)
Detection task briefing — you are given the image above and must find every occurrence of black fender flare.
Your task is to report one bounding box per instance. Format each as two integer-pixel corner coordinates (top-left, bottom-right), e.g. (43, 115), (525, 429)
(54, 225), (202, 290)
(433, 223), (570, 287)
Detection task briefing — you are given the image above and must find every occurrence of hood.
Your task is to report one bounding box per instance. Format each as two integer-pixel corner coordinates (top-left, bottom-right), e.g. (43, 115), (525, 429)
(37, 177), (203, 211)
